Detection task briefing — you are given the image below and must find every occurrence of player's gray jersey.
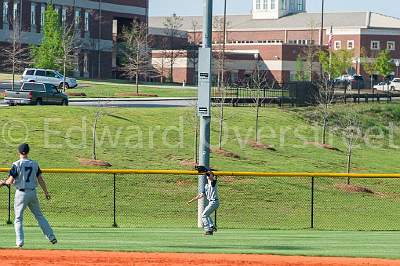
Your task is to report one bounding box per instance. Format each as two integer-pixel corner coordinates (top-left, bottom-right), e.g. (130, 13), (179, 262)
(203, 179), (219, 202)
(9, 159), (41, 190)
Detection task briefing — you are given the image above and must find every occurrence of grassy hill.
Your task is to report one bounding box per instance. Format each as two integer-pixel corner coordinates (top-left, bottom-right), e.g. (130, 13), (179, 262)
(0, 103), (400, 230)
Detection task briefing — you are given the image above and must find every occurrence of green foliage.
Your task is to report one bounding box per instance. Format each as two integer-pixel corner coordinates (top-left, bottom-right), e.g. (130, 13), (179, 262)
(31, 5), (63, 70)
(374, 50), (394, 78)
(319, 49), (353, 79)
(294, 55), (309, 81)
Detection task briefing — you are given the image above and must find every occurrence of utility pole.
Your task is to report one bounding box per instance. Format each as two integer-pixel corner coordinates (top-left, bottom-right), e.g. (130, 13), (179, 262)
(98, 0), (102, 78)
(221, 0), (227, 90)
(319, 0), (325, 78)
(197, 0), (213, 227)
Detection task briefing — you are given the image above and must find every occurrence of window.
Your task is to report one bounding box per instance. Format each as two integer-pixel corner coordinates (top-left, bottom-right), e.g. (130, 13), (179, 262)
(334, 41), (341, 50)
(46, 71), (57, 78)
(256, 0), (261, 9)
(35, 70), (45, 76)
(387, 41), (395, 51)
(30, 3), (36, 27)
(62, 7), (67, 25)
(13, 1), (18, 21)
(371, 41), (380, 50)
(25, 70), (35, 75)
(347, 40), (354, 50)
(75, 9), (80, 26)
(84, 11), (89, 32)
(262, 0), (268, 10)
(289, 0), (295, 11)
(281, 0), (286, 10)
(3, 1), (9, 24)
(40, 5), (45, 27)
(271, 0), (276, 9)
(298, 0), (304, 11)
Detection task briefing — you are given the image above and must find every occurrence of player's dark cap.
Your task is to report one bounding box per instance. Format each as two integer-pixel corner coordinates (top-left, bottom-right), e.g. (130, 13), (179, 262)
(18, 143), (30, 155)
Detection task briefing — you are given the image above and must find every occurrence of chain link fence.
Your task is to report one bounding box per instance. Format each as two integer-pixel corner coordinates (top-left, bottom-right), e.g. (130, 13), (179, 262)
(0, 171), (399, 230)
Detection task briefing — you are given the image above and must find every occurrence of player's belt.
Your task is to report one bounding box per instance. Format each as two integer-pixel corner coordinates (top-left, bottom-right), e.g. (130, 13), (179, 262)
(18, 188), (35, 192)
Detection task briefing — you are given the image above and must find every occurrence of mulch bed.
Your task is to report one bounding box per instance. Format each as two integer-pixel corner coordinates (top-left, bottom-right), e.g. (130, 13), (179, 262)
(114, 92), (159, 97)
(78, 159), (112, 167)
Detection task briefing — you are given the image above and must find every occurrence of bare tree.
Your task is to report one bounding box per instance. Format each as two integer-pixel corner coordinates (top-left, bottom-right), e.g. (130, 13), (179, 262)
(317, 49), (353, 144)
(120, 21), (151, 94)
(163, 13), (184, 83)
(153, 37), (170, 84)
(186, 19), (201, 85)
(335, 110), (362, 184)
(213, 16), (231, 149)
(250, 63), (272, 144)
(3, 18), (28, 91)
(58, 23), (80, 91)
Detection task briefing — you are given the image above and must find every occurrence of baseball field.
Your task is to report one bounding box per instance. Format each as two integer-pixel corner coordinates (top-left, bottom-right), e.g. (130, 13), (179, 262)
(0, 104), (400, 264)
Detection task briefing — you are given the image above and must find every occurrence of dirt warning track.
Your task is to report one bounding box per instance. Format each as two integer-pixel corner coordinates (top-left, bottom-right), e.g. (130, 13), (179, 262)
(1, 249), (400, 266)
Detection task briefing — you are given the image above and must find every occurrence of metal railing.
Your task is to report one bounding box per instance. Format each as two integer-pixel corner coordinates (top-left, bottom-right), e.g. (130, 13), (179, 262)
(1, 169), (400, 230)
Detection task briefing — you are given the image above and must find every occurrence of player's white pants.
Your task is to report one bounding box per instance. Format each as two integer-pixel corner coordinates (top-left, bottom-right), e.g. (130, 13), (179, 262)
(14, 189), (56, 246)
(201, 200), (219, 231)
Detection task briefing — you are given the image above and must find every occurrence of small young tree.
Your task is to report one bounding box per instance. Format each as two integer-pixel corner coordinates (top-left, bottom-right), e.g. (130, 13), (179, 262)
(163, 13), (184, 83)
(317, 49), (353, 144)
(58, 23), (80, 91)
(335, 110), (362, 184)
(251, 64), (270, 144)
(295, 55), (307, 81)
(375, 50), (394, 83)
(120, 21), (151, 94)
(3, 18), (28, 91)
(31, 5), (63, 70)
(360, 48), (377, 94)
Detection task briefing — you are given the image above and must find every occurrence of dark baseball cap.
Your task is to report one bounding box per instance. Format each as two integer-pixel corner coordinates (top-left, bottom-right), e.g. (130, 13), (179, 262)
(18, 143), (30, 155)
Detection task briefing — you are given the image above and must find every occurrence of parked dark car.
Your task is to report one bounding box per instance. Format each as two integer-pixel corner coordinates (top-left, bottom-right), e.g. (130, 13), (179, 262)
(4, 82), (69, 106)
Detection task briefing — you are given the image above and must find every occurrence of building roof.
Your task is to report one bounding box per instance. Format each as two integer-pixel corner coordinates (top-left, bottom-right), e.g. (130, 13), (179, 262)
(149, 12), (400, 32)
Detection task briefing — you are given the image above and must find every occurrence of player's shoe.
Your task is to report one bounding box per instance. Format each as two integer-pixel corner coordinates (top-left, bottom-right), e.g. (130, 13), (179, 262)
(15, 244), (23, 248)
(204, 230), (213, 236)
(50, 238), (57, 245)
(211, 226), (217, 232)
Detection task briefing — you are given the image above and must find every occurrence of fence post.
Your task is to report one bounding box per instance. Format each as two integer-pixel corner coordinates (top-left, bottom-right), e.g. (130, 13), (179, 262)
(7, 185), (12, 225)
(113, 174), (118, 228)
(310, 177), (315, 229)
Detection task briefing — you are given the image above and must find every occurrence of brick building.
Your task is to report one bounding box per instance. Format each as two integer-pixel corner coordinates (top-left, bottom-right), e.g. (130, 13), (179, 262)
(0, 0), (148, 78)
(149, 0), (400, 85)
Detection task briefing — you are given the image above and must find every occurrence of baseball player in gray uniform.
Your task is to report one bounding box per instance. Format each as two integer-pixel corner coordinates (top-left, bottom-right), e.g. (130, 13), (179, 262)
(0, 143), (57, 248)
(188, 167), (219, 235)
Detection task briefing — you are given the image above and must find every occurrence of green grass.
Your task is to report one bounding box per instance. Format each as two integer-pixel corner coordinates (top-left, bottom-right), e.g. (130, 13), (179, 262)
(0, 104), (400, 231)
(0, 227), (399, 259)
(72, 81), (197, 98)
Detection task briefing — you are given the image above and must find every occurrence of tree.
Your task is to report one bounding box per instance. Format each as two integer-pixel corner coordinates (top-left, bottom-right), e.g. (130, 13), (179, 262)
(163, 13), (184, 83)
(2, 18), (29, 91)
(58, 23), (80, 91)
(120, 21), (151, 94)
(335, 109), (362, 184)
(186, 19), (201, 85)
(251, 62), (270, 144)
(295, 55), (307, 81)
(360, 47), (377, 94)
(374, 50), (394, 82)
(31, 5), (63, 70)
(317, 49), (353, 144)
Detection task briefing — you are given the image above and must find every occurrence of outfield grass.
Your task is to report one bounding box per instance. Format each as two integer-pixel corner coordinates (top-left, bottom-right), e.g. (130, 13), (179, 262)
(0, 104), (400, 231)
(0, 227), (399, 259)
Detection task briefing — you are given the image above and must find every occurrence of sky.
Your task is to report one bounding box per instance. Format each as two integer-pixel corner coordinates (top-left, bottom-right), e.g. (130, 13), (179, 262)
(149, 0), (398, 18)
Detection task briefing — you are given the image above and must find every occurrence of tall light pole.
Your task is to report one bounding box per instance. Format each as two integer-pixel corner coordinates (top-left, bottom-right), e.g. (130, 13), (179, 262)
(395, 60), (400, 77)
(197, 0), (213, 227)
(221, 0), (227, 90)
(320, 0), (324, 48)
